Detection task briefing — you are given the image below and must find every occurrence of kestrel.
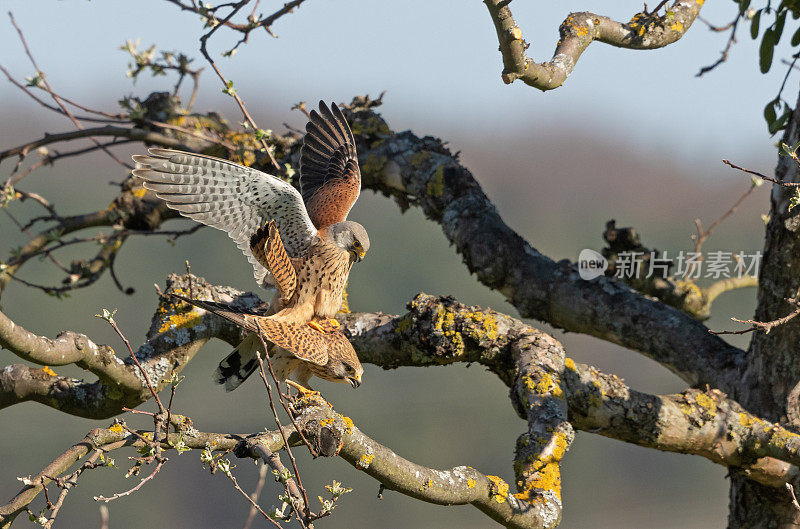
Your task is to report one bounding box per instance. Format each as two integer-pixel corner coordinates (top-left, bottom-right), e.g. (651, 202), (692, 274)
(172, 294), (363, 389)
(132, 101), (369, 390)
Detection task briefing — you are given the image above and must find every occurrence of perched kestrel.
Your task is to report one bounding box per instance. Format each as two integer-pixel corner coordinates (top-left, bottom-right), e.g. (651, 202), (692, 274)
(172, 294), (363, 389)
(132, 101), (369, 390)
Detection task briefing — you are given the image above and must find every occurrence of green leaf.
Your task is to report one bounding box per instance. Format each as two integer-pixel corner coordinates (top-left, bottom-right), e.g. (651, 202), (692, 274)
(792, 26), (800, 46)
(764, 98), (779, 126)
(751, 10), (761, 39)
(760, 30), (777, 73)
(739, 0), (751, 15)
(769, 107), (791, 134)
(774, 10), (788, 43)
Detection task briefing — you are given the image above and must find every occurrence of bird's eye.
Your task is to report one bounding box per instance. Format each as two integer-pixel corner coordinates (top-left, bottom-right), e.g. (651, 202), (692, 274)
(345, 364), (354, 374)
(353, 240), (362, 250)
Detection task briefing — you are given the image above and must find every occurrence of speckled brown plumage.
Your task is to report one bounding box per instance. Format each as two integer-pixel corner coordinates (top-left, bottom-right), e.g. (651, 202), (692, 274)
(250, 220), (297, 303)
(172, 295), (362, 389)
(134, 101), (368, 391)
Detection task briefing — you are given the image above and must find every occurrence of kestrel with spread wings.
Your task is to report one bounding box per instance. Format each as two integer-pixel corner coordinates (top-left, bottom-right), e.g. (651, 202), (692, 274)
(132, 101), (368, 390)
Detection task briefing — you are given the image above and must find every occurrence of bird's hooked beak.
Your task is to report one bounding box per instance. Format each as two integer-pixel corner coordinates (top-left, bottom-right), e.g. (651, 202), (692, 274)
(351, 250), (366, 263)
(347, 373), (362, 388)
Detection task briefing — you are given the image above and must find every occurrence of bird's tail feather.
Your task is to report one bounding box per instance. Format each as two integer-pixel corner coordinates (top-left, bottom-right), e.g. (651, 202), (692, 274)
(214, 333), (262, 392)
(170, 293), (261, 333)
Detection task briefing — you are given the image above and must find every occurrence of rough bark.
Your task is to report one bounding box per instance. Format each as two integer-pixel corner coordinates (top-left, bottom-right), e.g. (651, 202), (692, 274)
(344, 102), (743, 392)
(727, 93), (800, 527)
(483, 0), (704, 90)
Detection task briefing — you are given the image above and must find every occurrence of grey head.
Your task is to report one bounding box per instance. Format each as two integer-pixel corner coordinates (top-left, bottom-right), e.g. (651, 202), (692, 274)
(328, 221), (370, 262)
(327, 356), (364, 388)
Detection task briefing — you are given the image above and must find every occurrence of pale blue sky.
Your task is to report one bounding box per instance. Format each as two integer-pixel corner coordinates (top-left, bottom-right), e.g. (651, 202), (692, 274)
(0, 1), (794, 163)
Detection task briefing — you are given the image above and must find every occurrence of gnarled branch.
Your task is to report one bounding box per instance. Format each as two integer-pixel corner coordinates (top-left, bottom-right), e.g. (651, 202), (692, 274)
(342, 100), (743, 392)
(483, 0), (705, 91)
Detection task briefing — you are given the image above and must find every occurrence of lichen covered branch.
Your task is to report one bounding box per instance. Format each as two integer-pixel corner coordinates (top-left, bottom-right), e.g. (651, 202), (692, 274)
(0, 274), (253, 418)
(342, 100), (742, 392)
(6, 276), (800, 529)
(0, 423), (287, 528)
(483, 0), (705, 91)
(341, 292), (800, 488)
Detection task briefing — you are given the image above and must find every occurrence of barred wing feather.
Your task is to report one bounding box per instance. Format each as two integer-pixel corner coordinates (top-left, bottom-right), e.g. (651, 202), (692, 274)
(132, 148), (316, 288)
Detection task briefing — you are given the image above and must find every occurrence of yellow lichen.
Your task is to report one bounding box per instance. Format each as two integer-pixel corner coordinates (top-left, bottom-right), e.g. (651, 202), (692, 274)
(409, 150), (432, 167)
(360, 154), (387, 179)
(770, 428), (795, 450)
(548, 432), (569, 463)
(670, 21), (684, 32)
(467, 478), (476, 489)
(694, 392), (717, 415)
(158, 310), (203, 334)
(132, 187), (148, 198)
(486, 475), (509, 504)
(357, 453), (374, 469)
(395, 316), (412, 334)
(564, 357), (576, 371)
(108, 423), (124, 434)
(431, 306), (465, 356)
(464, 311), (498, 341)
(523, 372), (564, 399)
(339, 415), (354, 434)
(41, 366), (56, 377)
(528, 463), (562, 501)
(426, 165), (445, 197)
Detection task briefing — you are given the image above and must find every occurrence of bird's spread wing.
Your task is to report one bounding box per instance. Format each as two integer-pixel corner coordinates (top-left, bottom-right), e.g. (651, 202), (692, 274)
(256, 318), (349, 366)
(132, 148), (317, 288)
(250, 220), (296, 303)
(299, 101), (361, 230)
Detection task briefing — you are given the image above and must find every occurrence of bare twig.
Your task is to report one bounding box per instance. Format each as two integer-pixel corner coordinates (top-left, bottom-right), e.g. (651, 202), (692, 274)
(252, 335), (311, 526)
(710, 298), (800, 335)
(788, 483), (800, 512)
(8, 12), (132, 169)
(0, 64), (128, 124)
(222, 465), (283, 528)
(197, 1), (281, 170)
(724, 159), (800, 187)
(0, 125), (198, 164)
(243, 463), (269, 529)
(99, 505), (109, 529)
(692, 179), (761, 254)
(696, 15), (740, 76)
(93, 460), (166, 503)
(104, 316), (166, 413)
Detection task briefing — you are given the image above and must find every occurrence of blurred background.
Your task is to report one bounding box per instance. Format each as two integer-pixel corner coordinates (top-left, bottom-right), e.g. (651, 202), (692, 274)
(0, 1), (791, 527)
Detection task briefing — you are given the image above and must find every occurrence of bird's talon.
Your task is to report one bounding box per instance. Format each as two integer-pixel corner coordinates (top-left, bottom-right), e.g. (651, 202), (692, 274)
(286, 380), (321, 399)
(329, 319), (340, 328)
(308, 321), (325, 332)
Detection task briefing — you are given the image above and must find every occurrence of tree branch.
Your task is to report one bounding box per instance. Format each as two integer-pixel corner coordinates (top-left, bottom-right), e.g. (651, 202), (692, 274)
(0, 424), (288, 528)
(0, 125), (206, 164)
(5, 276), (800, 529)
(483, 0), (705, 91)
(0, 274), (253, 417)
(340, 100), (743, 391)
